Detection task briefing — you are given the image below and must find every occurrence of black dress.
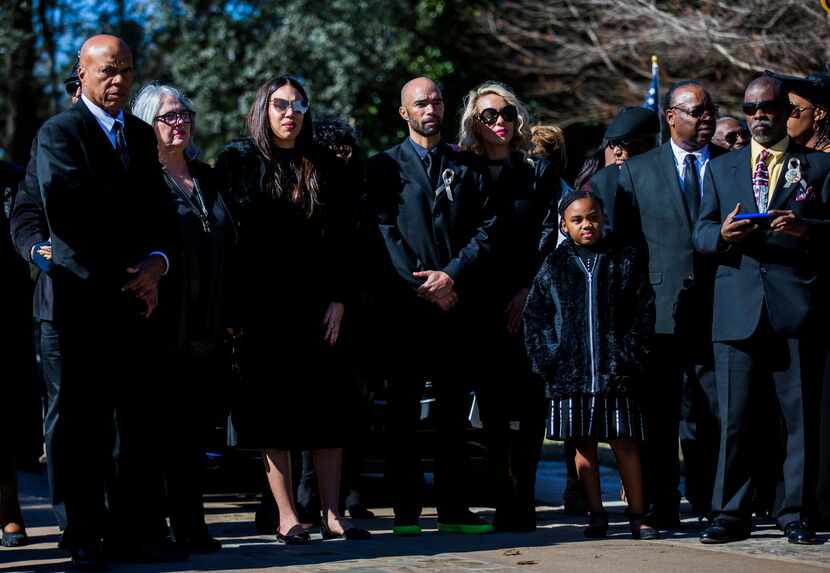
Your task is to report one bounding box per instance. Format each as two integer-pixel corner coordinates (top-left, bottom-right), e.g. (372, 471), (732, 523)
(216, 139), (352, 450)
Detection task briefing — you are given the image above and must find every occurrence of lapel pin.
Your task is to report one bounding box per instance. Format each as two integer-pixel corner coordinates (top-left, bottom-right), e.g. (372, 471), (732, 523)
(784, 158), (802, 187)
(441, 168), (455, 202)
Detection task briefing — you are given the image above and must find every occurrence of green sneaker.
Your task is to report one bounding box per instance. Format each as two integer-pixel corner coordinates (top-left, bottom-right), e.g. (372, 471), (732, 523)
(437, 520), (494, 535)
(392, 524), (422, 536)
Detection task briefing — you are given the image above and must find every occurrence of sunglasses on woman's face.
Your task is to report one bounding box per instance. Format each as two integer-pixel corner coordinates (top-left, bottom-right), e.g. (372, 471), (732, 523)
(478, 104), (518, 126)
(789, 104), (815, 119)
(271, 97), (309, 114)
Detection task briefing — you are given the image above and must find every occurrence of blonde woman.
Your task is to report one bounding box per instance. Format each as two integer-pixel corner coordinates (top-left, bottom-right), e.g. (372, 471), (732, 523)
(458, 81), (563, 532)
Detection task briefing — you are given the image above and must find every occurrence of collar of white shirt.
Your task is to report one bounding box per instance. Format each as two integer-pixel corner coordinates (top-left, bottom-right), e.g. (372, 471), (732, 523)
(670, 138), (709, 168)
(81, 94), (125, 146)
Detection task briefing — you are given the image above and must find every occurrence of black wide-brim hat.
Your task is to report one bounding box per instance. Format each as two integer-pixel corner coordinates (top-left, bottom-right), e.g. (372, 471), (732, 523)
(765, 69), (830, 108)
(604, 106), (660, 142)
(63, 60), (80, 91)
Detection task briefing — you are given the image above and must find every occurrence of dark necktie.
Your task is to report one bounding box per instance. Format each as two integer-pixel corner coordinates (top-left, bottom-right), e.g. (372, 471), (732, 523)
(113, 121), (129, 170)
(683, 153), (701, 221)
(424, 148), (439, 188)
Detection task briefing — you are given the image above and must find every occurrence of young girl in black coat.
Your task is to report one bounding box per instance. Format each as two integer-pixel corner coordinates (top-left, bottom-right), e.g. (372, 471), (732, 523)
(523, 190), (659, 539)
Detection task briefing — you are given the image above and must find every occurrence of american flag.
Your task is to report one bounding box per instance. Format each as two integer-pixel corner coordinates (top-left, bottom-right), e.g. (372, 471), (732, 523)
(642, 55), (660, 113)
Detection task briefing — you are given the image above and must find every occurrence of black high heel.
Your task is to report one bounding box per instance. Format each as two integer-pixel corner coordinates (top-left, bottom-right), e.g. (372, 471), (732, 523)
(629, 513), (660, 540)
(584, 511), (609, 538)
(320, 518), (371, 540)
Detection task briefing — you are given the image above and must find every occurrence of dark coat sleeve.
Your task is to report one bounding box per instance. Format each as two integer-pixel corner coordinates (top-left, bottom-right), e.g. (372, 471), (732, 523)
(10, 139), (48, 263)
(523, 258), (560, 382)
(623, 246), (655, 376)
(693, 166), (726, 255)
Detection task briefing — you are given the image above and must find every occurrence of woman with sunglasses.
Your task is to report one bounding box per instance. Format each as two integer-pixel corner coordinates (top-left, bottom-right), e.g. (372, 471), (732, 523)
(457, 81), (560, 532)
(216, 76), (368, 544)
(132, 83), (231, 553)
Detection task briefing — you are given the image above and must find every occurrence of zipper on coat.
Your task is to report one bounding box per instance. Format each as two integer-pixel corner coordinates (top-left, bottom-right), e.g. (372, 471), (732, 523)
(576, 256), (598, 393)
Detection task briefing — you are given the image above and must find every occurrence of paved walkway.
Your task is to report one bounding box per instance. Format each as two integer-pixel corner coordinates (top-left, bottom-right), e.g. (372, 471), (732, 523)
(2, 471), (828, 573)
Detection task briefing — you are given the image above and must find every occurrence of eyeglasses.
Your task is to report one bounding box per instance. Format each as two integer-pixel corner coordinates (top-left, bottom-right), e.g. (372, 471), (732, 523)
(271, 98), (309, 114)
(724, 129), (750, 145)
(155, 110), (195, 126)
(669, 104), (718, 119)
(790, 105), (815, 119)
(477, 105), (518, 126)
(742, 100), (788, 116)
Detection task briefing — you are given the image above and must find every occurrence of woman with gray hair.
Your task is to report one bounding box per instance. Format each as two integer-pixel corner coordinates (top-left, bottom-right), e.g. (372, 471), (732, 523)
(457, 81), (562, 532)
(132, 83), (232, 554)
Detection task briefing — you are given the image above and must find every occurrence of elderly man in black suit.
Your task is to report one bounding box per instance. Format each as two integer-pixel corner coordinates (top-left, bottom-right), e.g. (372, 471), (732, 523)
(35, 35), (175, 570)
(599, 82), (723, 527)
(367, 77), (497, 536)
(695, 75), (830, 545)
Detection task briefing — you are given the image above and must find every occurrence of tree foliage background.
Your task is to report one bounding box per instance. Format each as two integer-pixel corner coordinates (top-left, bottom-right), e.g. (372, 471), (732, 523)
(2, 0), (829, 175)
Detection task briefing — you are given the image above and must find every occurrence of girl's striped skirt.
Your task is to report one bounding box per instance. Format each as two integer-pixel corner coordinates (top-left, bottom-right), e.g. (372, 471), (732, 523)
(548, 394), (646, 442)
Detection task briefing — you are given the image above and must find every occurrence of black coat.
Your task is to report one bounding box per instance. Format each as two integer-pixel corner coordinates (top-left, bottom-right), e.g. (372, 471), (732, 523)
(155, 159), (234, 356)
(35, 100), (174, 321)
(524, 238), (655, 399)
(367, 140), (496, 303)
(693, 142), (830, 342)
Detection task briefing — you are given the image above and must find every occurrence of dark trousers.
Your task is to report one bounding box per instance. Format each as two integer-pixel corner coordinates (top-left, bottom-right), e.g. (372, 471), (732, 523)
(679, 360), (719, 516)
(57, 309), (166, 548)
(477, 328), (546, 527)
(38, 320), (67, 530)
(640, 335), (684, 517)
(816, 344), (830, 525)
(0, 452), (23, 529)
(711, 323), (819, 528)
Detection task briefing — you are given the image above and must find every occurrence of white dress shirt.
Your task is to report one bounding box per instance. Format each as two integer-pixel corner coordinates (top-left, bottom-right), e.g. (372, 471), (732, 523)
(670, 139), (710, 197)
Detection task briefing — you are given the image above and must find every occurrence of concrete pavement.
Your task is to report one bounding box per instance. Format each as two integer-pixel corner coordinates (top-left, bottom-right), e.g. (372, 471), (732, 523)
(2, 470), (828, 573)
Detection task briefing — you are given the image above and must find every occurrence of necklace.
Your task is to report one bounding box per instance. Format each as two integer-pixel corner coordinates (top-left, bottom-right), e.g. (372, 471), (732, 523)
(164, 167), (212, 233)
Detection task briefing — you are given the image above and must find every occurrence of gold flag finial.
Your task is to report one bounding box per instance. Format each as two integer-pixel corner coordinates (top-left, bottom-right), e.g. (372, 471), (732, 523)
(651, 55), (658, 66)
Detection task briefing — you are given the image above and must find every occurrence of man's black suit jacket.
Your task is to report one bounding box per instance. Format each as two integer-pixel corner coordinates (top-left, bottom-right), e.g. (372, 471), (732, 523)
(35, 100), (173, 321)
(367, 141), (497, 302)
(693, 142), (830, 342)
(599, 142), (724, 337)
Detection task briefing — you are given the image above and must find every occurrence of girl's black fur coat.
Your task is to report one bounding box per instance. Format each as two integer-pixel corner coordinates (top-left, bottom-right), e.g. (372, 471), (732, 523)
(523, 237), (655, 399)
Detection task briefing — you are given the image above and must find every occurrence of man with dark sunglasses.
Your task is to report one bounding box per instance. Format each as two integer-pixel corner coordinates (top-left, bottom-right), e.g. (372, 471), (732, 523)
(367, 77), (497, 537)
(694, 74), (830, 545)
(712, 115), (750, 151)
(602, 80), (725, 529)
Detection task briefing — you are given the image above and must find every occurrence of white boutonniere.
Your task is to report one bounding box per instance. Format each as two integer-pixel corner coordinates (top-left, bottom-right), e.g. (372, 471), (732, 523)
(784, 158), (802, 189)
(440, 168), (456, 202)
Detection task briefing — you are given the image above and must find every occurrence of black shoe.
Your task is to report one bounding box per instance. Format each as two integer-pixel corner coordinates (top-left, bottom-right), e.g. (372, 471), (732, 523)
(699, 519), (750, 544)
(1, 529), (28, 547)
(275, 525), (310, 545)
(70, 543), (107, 571)
(437, 510), (494, 534)
(347, 504), (375, 519)
(177, 535), (222, 553)
(493, 511), (537, 533)
(784, 521), (818, 545)
(583, 511), (609, 539)
(629, 513), (660, 540)
(645, 511), (681, 529)
(320, 520), (371, 540)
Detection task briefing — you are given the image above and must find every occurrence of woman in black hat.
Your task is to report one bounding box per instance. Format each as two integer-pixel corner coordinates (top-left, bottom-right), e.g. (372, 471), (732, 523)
(766, 70), (830, 152)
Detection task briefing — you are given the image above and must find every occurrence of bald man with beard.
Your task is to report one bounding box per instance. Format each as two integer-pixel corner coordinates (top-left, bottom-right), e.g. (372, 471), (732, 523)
(35, 35), (176, 570)
(367, 77), (497, 536)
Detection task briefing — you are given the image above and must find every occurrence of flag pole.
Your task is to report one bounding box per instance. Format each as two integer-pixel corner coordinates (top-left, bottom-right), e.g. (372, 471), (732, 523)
(652, 55), (663, 143)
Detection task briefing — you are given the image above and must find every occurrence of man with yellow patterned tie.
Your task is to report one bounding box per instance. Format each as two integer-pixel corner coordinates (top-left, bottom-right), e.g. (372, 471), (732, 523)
(693, 75), (830, 545)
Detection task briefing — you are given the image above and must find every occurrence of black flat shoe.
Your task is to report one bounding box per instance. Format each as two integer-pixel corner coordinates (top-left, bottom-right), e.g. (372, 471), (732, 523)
(275, 525), (310, 545)
(584, 511), (609, 539)
(320, 520), (371, 540)
(784, 521), (818, 545)
(70, 543), (107, 571)
(629, 513), (660, 540)
(699, 519), (750, 544)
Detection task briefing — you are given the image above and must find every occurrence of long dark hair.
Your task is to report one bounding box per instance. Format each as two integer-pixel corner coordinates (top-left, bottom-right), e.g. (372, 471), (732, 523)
(248, 75), (321, 217)
(573, 140), (608, 192)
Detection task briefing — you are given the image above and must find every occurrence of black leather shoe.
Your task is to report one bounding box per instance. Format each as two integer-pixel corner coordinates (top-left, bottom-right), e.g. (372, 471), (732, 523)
(784, 521), (818, 545)
(699, 519), (750, 544)
(275, 525), (310, 545)
(583, 512), (609, 539)
(629, 513), (660, 540)
(645, 511), (681, 529)
(178, 535), (222, 553)
(70, 543), (107, 571)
